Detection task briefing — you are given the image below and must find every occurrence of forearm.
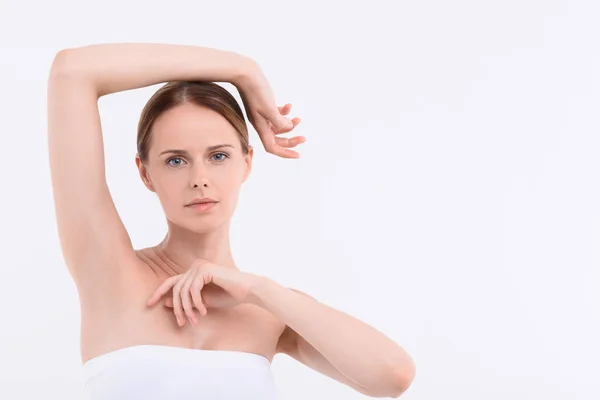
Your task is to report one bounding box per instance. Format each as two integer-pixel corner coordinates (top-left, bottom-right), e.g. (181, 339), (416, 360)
(248, 276), (416, 395)
(50, 42), (254, 97)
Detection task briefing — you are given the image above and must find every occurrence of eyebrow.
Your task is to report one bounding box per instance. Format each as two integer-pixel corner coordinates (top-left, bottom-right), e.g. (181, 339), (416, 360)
(159, 144), (235, 157)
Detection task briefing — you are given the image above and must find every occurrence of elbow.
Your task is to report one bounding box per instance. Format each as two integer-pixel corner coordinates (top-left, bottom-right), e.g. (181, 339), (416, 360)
(48, 48), (99, 96)
(49, 48), (85, 80)
(387, 361), (416, 398)
(49, 49), (72, 77)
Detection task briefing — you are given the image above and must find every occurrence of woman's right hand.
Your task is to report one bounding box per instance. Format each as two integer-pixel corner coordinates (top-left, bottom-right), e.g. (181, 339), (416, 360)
(233, 60), (305, 158)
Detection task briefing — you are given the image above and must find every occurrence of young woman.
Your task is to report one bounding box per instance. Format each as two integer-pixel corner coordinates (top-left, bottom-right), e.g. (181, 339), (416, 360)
(47, 43), (416, 399)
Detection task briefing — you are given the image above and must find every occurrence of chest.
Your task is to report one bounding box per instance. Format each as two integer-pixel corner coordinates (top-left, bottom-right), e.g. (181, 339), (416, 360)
(142, 299), (284, 354)
(79, 257), (285, 364)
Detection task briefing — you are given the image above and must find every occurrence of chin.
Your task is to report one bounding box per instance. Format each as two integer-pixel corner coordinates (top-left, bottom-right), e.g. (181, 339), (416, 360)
(178, 213), (231, 232)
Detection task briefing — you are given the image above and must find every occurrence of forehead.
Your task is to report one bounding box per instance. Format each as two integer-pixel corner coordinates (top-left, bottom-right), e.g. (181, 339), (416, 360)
(151, 103), (239, 152)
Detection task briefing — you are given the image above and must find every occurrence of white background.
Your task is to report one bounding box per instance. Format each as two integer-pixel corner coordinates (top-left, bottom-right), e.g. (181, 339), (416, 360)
(1, 0), (599, 399)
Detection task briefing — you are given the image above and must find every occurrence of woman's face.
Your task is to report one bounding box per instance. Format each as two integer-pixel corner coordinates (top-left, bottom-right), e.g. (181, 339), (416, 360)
(136, 102), (253, 232)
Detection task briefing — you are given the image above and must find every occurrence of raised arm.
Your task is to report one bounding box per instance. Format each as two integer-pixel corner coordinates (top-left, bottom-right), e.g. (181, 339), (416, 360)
(47, 43), (254, 289)
(51, 43), (251, 98)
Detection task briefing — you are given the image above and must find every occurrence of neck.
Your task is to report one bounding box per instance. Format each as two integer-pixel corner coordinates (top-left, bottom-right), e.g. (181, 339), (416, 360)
(154, 219), (237, 275)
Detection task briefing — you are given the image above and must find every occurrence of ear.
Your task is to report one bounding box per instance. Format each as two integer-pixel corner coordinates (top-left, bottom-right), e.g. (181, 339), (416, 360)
(242, 146), (253, 183)
(135, 154), (156, 192)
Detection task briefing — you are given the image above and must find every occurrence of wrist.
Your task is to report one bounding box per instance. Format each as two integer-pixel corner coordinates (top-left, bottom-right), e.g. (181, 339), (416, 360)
(245, 274), (273, 307)
(231, 56), (260, 89)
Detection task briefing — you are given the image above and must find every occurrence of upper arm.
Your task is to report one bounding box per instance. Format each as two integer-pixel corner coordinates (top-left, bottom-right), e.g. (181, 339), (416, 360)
(47, 50), (135, 283)
(275, 289), (374, 396)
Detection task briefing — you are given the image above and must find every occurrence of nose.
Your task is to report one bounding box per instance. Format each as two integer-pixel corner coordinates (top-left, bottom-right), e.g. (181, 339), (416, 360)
(189, 162), (210, 188)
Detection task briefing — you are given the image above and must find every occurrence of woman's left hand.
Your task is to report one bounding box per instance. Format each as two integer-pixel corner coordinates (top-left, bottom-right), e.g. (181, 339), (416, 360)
(233, 60), (304, 159)
(146, 260), (260, 327)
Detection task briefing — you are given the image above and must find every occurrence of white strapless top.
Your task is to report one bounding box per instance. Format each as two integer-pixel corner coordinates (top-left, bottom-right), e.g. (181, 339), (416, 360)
(82, 344), (278, 400)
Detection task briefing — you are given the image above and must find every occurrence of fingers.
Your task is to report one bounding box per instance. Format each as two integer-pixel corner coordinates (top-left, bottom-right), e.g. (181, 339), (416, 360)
(277, 103), (292, 115)
(181, 272), (198, 326)
(191, 276), (208, 317)
(272, 114), (295, 132)
(146, 275), (180, 307)
(271, 143), (301, 158)
(267, 103), (296, 133)
(157, 269), (208, 327)
(255, 117), (287, 158)
(275, 135), (306, 149)
(257, 119), (303, 159)
(253, 102), (305, 159)
(172, 276), (187, 327)
(272, 117), (302, 135)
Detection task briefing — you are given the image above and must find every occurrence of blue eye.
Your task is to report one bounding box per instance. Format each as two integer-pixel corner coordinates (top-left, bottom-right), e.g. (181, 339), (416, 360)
(166, 153), (229, 167)
(166, 157), (185, 167)
(212, 152), (229, 162)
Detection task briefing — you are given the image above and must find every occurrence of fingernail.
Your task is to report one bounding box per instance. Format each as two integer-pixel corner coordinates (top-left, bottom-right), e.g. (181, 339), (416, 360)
(177, 317), (183, 326)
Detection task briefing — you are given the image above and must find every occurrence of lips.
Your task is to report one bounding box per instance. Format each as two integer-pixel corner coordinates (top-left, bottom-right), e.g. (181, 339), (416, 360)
(187, 201), (217, 206)
(187, 201), (218, 212)
(186, 197), (218, 206)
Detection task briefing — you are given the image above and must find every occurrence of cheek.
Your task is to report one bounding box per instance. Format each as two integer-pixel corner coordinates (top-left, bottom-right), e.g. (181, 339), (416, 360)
(212, 179), (243, 213)
(153, 179), (184, 211)
(213, 167), (244, 193)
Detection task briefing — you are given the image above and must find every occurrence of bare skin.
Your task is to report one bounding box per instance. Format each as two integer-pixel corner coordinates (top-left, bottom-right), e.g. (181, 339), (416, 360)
(47, 43), (414, 397)
(77, 102), (296, 365)
(78, 244), (286, 365)
(47, 44), (301, 366)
